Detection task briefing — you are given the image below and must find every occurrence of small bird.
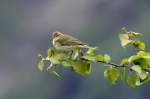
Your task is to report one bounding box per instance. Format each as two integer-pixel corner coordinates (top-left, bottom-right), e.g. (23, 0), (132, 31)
(52, 31), (90, 51)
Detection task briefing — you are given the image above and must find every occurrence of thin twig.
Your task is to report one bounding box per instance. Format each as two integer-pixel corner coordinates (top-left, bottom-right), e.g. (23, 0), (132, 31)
(97, 60), (123, 67)
(97, 60), (150, 73)
(81, 53), (150, 73)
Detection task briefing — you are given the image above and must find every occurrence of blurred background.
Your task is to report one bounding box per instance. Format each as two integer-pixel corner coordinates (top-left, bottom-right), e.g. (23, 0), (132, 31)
(0, 0), (150, 99)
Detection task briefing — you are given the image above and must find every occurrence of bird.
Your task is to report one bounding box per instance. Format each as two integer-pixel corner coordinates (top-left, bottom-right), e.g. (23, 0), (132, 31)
(52, 31), (90, 51)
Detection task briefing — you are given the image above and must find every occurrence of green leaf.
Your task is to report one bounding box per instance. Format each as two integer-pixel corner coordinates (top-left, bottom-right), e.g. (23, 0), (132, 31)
(138, 71), (149, 80)
(139, 75), (150, 86)
(61, 60), (74, 67)
(104, 67), (120, 84)
(103, 54), (111, 63)
(138, 51), (150, 59)
(37, 61), (44, 71)
(131, 65), (149, 80)
(120, 67), (126, 81)
(128, 55), (141, 63)
(82, 55), (96, 62)
(131, 40), (145, 50)
(127, 31), (143, 38)
(120, 58), (129, 66)
(95, 55), (104, 62)
(134, 51), (150, 68)
(82, 48), (100, 62)
(130, 32), (143, 37)
(47, 48), (53, 57)
(127, 73), (138, 88)
(135, 59), (150, 69)
(119, 34), (132, 47)
(72, 60), (91, 76)
(86, 47), (97, 55)
(130, 73), (150, 86)
(131, 65), (142, 74)
(129, 54), (150, 69)
(48, 50), (67, 64)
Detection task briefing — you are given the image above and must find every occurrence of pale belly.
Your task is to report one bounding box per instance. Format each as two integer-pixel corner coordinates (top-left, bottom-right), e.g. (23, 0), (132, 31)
(53, 42), (73, 51)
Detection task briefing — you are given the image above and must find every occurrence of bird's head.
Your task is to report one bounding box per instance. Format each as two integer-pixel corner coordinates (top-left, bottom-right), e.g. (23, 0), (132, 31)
(52, 31), (63, 39)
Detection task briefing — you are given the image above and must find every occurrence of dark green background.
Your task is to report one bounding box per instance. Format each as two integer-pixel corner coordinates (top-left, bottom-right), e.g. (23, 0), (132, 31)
(0, 0), (150, 99)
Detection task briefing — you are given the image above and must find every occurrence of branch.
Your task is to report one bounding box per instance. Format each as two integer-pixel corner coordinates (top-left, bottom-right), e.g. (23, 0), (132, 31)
(97, 60), (150, 73)
(97, 60), (122, 67)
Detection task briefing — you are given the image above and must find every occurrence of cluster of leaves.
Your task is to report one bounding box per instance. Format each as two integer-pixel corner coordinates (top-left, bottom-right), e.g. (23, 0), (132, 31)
(37, 47), (110, 80)
(117, 28), (150, 88)
(37, 28), (150, 88)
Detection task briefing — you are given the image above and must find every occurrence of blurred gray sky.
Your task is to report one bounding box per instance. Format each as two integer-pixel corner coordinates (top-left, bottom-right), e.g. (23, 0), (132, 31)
(0, 0), (150, 99)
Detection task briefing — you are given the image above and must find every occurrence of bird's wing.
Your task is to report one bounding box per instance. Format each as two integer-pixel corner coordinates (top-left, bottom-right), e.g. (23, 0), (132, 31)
(57, 34), (87, 46)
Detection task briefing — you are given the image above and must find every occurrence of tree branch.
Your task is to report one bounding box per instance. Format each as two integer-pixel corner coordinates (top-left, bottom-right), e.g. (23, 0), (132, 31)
(97, 60), (150, 73)
(97, 60), (123, 67)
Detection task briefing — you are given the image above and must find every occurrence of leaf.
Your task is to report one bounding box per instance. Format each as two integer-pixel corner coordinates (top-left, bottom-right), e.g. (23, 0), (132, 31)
(82, 48), (100, 62)
(139, 75), (150, 86)
(131, 65), (148, 80)
(37, 61), (44, 71)
(128, 55), (141, 63)
(61, 60), (74, 67)
(127, 73), (138, 88)
(135, 58), (150, 69)
(119, 34), (132, 47)
(120, 67), (126, 81)
(130, 32), (143, 37)
(48, 50), (67, 64)
(47, 48), (53, 57)
(129, 54), (150, 69)
(138, 71), (149, 80)
(120, 58), (129, 66)
(135, 51), (150, 68)
(138, 51), (150, 59)
(86, 47), (97, 55)
(82, 55), (96, 62)
(72, 60), (91, 76)
(103, 54), (111, 63)
(131, 40), (145, 50)
(131, 65), (142, 74)
(133, 74), (150, 86)
(104, 67), (120, 84)
(95, 55), (104, 62)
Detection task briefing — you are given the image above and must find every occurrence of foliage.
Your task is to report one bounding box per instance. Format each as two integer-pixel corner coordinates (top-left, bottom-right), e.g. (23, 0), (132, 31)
(37, 27), (150, 88)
